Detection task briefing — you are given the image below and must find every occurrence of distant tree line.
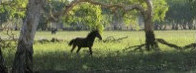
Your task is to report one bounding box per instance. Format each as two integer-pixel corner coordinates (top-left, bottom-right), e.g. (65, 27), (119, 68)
(0, 0), (195, 31)
(161, 0), (196, 30)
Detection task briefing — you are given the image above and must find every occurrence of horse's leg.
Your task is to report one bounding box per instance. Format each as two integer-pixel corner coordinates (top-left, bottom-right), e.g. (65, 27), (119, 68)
(89, 47), (92, 55)
(76, 47), (81, 53)
(71, 45), (76, 53)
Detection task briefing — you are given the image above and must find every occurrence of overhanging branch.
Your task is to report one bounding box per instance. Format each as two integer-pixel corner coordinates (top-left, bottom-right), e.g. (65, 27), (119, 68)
(47, 0), (83, 22)
(47, 0), (146, 22)
(125, 4), (145, 15)
(85, 0), (145, 14)
(84, 0), (125, 10)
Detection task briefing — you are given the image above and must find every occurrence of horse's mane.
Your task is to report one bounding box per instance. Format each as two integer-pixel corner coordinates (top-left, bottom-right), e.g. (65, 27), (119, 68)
(86, 30), (99, 38)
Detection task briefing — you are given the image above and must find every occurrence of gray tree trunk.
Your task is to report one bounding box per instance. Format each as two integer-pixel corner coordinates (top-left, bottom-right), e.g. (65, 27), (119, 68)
(0, 50), (7, 73)
(112, 12), (124, 30)
(194, 20), (196, 30)
(0, 2), (7, 73)
(12, 0), (43, 73)
(0, 39), (7, 73)
(143, 0), (158, 50)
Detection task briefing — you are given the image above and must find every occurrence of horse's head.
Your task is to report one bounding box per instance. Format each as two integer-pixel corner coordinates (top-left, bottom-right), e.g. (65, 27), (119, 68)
(92, 30), (102, 40)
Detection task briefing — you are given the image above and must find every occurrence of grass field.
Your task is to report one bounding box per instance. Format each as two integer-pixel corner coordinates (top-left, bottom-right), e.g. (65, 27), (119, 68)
(1, 30), (196, 73)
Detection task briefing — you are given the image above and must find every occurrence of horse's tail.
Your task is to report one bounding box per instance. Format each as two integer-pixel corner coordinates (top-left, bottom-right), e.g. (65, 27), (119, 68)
(69, 39), (74, 46)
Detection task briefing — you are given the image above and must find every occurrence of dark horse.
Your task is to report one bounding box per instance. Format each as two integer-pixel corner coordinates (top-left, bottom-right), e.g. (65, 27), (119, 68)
(69, 30), (102, 55)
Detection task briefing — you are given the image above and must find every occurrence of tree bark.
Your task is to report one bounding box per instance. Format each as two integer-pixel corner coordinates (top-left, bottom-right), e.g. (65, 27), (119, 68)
(163, 24), (167, 30)
(0, 2), (7, 73)
(0, 41), (7, 73)
(112, 12), (124, 30)
(143, 0), (157, 50)
(144, 16), (156, 50)
(12, 0), (43, 73)
(176, 24), (179, 30)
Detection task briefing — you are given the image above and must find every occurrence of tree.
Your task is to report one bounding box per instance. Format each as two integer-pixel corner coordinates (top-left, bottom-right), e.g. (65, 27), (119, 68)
(189, 0), (196, 18)
(37, 0), (69, 30)
(10, 0), (167, 72)
(0, 2), (8, 73)
(165, 0), (195, 30)
(11, 0), (44, 73)
(48, 0), (167, 50)
(65, 3), (104, 31)
(0, 0), (27, 30)
(0, 38), (7, 73)
(86, 0), (158, 50)
(141, 0), (158, 50)
(11, 0), (84, 72)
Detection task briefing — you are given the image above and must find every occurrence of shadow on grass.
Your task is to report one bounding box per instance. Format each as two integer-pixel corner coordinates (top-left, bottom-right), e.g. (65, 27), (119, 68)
(33, 50), (196, 73)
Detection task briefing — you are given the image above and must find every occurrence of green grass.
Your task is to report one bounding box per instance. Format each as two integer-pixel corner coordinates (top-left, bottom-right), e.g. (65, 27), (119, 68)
(1, 30), (196, 73)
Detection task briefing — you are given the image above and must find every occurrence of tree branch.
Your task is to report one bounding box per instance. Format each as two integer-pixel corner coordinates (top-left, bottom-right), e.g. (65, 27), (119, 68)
(84, 0), (125, 10)
(85, 0), (145, 15)
(47, 0), (145, 22)
(63, 0), (83, 15)
(143, 0), (152, 18)
(125, 4), (145, 15)
(47, 0), (83, 22)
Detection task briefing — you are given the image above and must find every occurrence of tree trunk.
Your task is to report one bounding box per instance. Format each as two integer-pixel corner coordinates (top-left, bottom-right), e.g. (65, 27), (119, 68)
(154, 23), (159, 30)
(112, 12), (124, 30)
(172, 24), (175, 30)
(159, 24), (163, 30)
(0, 2), (7, 73)
(163, 24), (167, 30)
(144, 0), (158, 50)
(174, 24), (178, 30)
(194, 20), (196, 29)
(112, 13), (119, 30)
(12, 0), (43, 73)
(0, 46), (7, 73)
(188, 23), (193, 30)
(183, 24), (187, 30)
(144, 16), (156, 50)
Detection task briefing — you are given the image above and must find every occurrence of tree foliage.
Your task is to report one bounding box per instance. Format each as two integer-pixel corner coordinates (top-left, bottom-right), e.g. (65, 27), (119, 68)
(189, 0), (196, 18)
(37, 0), (69, 30)
(122, 0), (168, 29)
(65, 3), (104, 31)
(153, 0), (168, 22)
(0, 0), (27, 24)
(164, 0), (195, 29)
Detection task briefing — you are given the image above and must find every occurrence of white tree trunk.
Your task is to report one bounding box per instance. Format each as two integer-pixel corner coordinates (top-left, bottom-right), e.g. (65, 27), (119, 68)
(0, 40), (7, 73)
(12, 0), (43, 73)
(0, 2), (7, 73)
(143, 0), (158, 50)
